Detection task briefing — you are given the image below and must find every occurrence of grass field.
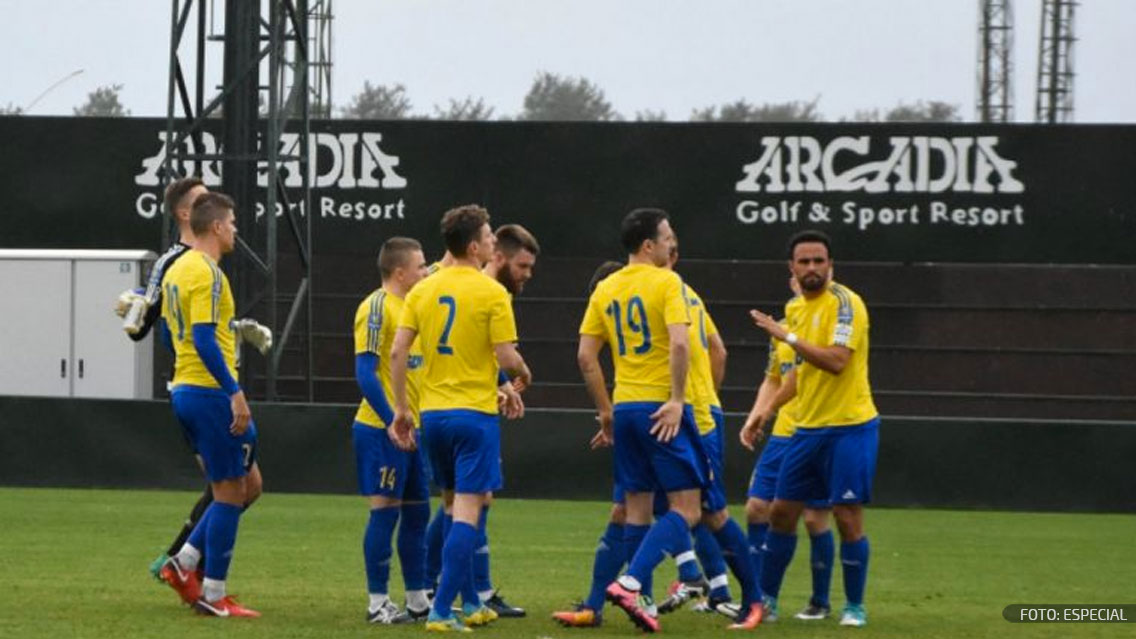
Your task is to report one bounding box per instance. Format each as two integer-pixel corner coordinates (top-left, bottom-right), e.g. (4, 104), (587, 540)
(0, 487), (1132, 638)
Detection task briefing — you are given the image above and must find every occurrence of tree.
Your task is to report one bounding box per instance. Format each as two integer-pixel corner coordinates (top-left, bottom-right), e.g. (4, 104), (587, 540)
(690, 98), (822, 122)
(0, 103), (23, 115)
(73, 84), (129, 117)
(853, 100), (962, 122)
(634, 109), (667, 122)
(520, 71), (618, 121)
(433, 97), (495, 121)
(340, 82), (413, 119)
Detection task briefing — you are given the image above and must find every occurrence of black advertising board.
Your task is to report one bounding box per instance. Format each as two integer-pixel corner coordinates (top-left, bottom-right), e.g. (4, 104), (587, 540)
(1, 116), (1133, 263)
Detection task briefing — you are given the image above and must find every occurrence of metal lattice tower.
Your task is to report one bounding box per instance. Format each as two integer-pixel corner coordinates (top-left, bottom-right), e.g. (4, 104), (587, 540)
(977, 0), (1014, 122)
(1035, 0), (1076, 123)
(162, 0), (318, 401)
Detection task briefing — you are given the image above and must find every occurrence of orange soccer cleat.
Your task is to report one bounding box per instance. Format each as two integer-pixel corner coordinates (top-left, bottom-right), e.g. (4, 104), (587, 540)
(194, 595), (261, 618)
(727, 602), (764, 630)
(158, 558), (201, 605)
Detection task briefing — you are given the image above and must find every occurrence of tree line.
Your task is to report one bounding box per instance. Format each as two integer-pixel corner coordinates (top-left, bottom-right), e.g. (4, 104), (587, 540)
(3, 72), (960, 122)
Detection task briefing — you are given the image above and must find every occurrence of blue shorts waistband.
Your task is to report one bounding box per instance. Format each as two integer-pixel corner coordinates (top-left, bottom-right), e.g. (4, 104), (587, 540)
(170, 384), (230, 397)
(420, 408), (497, 419)
(614, 401), (692, 412)
(792, 416), (880, 436)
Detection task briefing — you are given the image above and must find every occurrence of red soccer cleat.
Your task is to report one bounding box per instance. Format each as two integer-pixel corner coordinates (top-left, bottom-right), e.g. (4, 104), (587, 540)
(551, 605), (602, 628)
(194, 595), (261, 618)
(727, 602), (764, 630)
(159, 558), (202, 605)
(605, 582), (660, 633)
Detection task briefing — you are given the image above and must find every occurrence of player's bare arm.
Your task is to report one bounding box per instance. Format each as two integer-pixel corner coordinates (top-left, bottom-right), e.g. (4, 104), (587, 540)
(577, 334), (613, 449)
(649, 323), (689, 443)
(749, 309), (851, 374)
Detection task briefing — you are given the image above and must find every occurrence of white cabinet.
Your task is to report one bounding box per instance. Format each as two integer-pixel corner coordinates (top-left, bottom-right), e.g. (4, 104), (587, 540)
(0, 249), (156, 399)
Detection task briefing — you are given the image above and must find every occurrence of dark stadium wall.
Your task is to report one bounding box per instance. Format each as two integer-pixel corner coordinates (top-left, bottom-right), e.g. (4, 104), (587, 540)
(1, 116), (1134, 264)
(1, 396), (1132, 513)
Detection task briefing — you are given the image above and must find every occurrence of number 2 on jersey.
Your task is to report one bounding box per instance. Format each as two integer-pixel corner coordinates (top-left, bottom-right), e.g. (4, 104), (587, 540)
(437, 295), (456, 354)
(605, 296), (651, 356)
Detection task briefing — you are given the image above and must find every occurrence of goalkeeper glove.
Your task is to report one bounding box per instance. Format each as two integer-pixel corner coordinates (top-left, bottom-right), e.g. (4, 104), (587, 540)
(235, 318), (273, 355)
(114, 288), (146, 318)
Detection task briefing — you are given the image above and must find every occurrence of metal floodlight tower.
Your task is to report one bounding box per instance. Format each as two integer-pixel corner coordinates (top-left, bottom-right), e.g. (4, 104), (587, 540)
(1035, 0), (1076, 123)
(162, 0), (322, 401)
(977, 0), (1014, 122)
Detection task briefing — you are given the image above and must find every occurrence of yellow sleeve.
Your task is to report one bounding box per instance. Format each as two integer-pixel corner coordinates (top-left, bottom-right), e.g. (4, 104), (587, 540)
(662, 273), (690, 325)
(354, 294), (384, 355)
(704, 306), (720, 338)
(185, 261), (219, 326)
(764, 340), (781, 381)
(398, 288), (420, 332)
(831, 288), (866, 350)
(488, 287), (518, 344)
(579, 293), (606, 336)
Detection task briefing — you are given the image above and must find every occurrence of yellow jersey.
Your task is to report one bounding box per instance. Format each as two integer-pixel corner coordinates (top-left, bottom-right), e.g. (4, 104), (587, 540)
(784, 282), (878, 428)
(579, 263), (691, 404)
(398, 265), (517, 414)
(161, 250), (238, 390)
(353, 289), (423, 428)
(765, 326), (799, 437)
(683, 284), (721, 435)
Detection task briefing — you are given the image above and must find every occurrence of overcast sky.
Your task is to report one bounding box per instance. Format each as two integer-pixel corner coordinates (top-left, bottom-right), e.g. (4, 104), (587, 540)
(2, 0), (1133, 122)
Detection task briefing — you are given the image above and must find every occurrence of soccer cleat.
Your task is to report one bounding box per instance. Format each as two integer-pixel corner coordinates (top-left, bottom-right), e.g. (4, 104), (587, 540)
(425, 611), (472, 633)
(148, 552), (169, 582)
(727, 602), (764, 630)
(794, 602), (831, 620)
(366, 599), (402, 624)
(193, 595), (261, 618)
(551, 604), (602, 628)
(462, 602), (499, 627)
(761, 595), (779, 623)
(710, 597), (741, 619)
(658, 577), (710, 614)
(159, 557), (201, 605)
(483, 590), (526, 617)
(839, 603), (867, 627)
(605, 582), (660, 633)
(389, 606), (431, 624)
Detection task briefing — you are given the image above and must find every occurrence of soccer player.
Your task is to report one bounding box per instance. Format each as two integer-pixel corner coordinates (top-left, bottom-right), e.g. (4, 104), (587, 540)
(749, 230), (880, 627)
(352, 237), (432, 623)
(389, 204), (532, 632)
(576, 208), (762, 632)
(114, 177), (270, 582)
(739, 281), (835, 622)
(158, 192), (263, 618)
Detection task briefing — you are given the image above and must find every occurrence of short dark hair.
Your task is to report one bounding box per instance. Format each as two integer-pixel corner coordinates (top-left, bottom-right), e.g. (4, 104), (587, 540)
(440, 204), (491, 257)
(378, 236), (423, 279)
(588, 260), (624, 294)
(164, 176), (205, 215)
(620, 207), (669, 253)
(787, 229), (832, 259)
(495, 224), (540, 257)
(190, 192), (235, 236)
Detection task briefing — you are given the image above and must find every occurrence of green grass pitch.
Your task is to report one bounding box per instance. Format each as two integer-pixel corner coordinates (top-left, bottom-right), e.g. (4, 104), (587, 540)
(0, 487), (1132, 638)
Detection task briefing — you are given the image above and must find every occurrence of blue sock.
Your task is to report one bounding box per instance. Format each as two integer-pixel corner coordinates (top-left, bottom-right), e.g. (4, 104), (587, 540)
(364, 506), (400, 595)
(627, 511), (691, 591)
(810, 530), (835, 608)
(713, 519), (761, 606)
(473, 505), (492, 593)
(674, 546), (703, 583)
(202, 502), (242, 581)
(840, 537), (870, 606)
(761, 530), (797, 599)
(398, 502), (430, 591)
(186, 506), (212, 554)
(425, 505), (445, 588)
(748, 523), (769, 595)
(693, 524), (729, 599)
(585, 522), (625, 611)
(433, 521), (477, 618)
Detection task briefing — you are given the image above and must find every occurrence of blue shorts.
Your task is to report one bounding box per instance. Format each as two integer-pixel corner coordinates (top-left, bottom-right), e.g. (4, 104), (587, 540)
(699, 407), (727, 512)
(612, 402), (707, 495)
(352, 422), (430, 502)
(748, 436), (832, 509)
(775, 418), (880, 505)
(171, 386), (257, 482)
(421, 409), (502, 494)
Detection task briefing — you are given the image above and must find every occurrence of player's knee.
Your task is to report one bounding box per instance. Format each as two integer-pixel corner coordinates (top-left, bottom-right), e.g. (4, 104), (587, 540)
(700, 508), (729, 531)
(769, 501), (800, 533)
(609, 503), (627, 525)
(746, 498), (770, 523)
(803, 508), (830, 536)
(832, 505), (863, 541)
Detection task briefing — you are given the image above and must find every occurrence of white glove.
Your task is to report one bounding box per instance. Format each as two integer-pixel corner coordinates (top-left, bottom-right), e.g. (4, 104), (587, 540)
(235, 318), (273, 355)
(114, 289), (146, 318)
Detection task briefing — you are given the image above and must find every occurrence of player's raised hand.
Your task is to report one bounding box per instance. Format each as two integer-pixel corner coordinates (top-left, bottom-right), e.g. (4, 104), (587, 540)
(114, 288), (145, 318)
(589, 410), (613, 449)
(229, 390), (252, 435)
(649, 399), (684, 442)
(749, 309), (788, 341)
(389, 410), (416, 451)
